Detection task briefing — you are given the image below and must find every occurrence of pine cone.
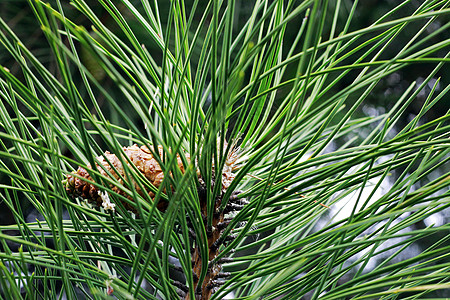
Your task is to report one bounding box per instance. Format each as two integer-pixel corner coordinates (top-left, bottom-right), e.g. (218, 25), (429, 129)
(64, 141), (246, 299)
(64, 144), (189, 212)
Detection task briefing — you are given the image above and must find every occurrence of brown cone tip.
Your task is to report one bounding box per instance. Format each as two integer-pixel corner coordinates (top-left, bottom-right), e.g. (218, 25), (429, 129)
(64, 144), (190, 212)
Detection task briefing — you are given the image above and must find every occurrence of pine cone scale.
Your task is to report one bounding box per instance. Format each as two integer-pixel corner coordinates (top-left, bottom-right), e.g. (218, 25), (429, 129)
(65, 144), (179, 212)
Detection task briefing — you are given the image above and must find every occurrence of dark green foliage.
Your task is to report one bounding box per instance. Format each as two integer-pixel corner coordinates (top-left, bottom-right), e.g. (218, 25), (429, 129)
(0, 1), (449, 299)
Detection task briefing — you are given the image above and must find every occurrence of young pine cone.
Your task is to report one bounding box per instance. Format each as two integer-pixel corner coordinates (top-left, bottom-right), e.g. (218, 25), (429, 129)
(64, 142), (242, 213)
(64, 144), (191, 212)
(64, 142), (246, 299)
